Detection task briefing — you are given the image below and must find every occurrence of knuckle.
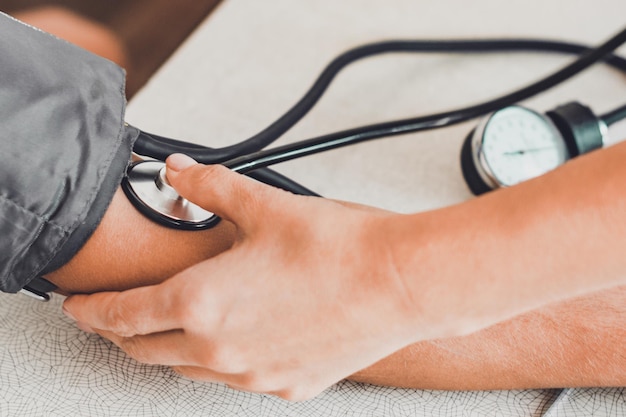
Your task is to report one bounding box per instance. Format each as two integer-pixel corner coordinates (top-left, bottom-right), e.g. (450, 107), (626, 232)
(178, 294), (219, 334)
(105, 301), (137, 337)
(119, 338), (150, 364)
(196, 344), (235, 372)
(176, 295), (201, 326)
(171, 366), (204, 381)
(234, 184), (274, 228)
(196, 349), (223, 370)
(238, 371), (274, 393)
(194, 164), (229, 186)
(171, 279), (211, 327)
(177, 164), (228, 200)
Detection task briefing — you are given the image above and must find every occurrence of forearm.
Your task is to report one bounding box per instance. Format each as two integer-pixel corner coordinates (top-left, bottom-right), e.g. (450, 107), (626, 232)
(58, 152), (626, 398)
(49, 140), (626, 392)
(48, 182), (626, 390)
(351, 285), (626, 390)
(390, 140), (626, 338)
(45, 187), (236, 294)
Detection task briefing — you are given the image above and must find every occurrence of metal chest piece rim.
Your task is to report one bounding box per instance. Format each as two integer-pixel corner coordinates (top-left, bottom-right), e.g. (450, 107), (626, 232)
(121, 160), (220, 230)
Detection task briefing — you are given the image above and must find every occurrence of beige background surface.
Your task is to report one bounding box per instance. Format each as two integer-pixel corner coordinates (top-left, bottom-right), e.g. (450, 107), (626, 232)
(128, 0), (626, 215)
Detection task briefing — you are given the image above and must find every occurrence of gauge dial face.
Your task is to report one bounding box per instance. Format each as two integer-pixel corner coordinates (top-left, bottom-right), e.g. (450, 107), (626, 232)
(480, 106), (568, 187)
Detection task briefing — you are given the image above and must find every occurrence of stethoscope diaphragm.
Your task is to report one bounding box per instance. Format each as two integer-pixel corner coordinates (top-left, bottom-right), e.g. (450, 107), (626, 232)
(121, 160), (220, 230)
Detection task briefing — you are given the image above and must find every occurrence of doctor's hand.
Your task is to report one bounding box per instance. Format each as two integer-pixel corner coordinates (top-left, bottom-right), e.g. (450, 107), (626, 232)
(62, 154), (427, 401)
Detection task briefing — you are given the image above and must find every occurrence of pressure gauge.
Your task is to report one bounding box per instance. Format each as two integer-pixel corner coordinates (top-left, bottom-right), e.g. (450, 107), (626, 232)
(461, 102), (606, 195)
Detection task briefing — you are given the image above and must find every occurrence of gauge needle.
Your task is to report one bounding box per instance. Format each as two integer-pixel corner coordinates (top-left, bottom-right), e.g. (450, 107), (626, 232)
(503, 146), (554, 156)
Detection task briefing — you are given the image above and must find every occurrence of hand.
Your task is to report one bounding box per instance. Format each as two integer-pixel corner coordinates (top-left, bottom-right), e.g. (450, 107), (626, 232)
(63, 154), (419, 401)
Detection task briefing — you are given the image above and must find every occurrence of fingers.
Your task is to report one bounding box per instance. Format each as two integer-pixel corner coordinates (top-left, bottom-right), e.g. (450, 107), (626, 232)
(171, 366), (237, 384)
(165, 154), (277, 228)
(171, 367), (319, 401)
(96, 328), (240, 372)
(94, 328), (194, 366)
(63, 281), (183, 337)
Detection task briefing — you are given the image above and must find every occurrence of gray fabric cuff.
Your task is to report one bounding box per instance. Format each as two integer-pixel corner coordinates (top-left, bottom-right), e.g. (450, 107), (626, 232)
(0, 13), (137, 293)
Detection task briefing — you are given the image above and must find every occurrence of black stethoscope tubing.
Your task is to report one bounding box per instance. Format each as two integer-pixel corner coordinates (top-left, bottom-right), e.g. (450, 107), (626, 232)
(26, 30), (626, 302)
(132, 28), (626, 196)
(28, 29), (626, 301)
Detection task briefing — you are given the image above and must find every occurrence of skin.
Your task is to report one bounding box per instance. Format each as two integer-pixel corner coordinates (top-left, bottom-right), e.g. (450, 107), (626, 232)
(56, 143), (626, 400)
(350, 285), (626, 390)
(16, 7), (626, 399)
(46, 187), (236, 294)
(14, 7), (128, 70)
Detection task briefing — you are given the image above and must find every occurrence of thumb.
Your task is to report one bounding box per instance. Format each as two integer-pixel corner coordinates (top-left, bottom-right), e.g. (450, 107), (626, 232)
(165, 153), (274, 227)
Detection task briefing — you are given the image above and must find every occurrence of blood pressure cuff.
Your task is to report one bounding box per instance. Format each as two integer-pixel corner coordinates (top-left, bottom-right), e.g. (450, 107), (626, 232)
(0, 13), (138, 293)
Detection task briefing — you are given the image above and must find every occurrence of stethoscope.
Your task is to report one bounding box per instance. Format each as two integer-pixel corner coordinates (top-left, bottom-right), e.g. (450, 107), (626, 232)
(21, 27), (626, 302)
(121, 28), (626, 231)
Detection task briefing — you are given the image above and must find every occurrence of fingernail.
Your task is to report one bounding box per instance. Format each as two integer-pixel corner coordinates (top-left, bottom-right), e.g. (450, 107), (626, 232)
(166, 153), (197, 173)
(62, 305), (76, 321)
(76, 321), (95, 334)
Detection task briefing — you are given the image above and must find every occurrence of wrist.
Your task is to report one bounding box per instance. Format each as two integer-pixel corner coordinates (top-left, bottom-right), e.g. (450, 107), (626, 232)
(378, 211), (475, 340)
(380, 201), (526, 341)
(383, 145), (626, 343)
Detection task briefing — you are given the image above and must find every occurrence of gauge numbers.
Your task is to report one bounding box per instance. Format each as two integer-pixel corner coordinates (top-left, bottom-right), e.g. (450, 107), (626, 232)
(480, 106), (569, 187)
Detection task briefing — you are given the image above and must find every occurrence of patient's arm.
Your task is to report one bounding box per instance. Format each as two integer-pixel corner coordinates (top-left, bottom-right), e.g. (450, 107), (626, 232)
(45, 185), (626, 390)
(45, 187), (236, 293)
(351, 285), (626, 390)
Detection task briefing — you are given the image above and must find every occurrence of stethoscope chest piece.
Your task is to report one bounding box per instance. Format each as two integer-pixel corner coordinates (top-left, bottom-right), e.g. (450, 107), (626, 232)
(121, 160), (220, 230)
